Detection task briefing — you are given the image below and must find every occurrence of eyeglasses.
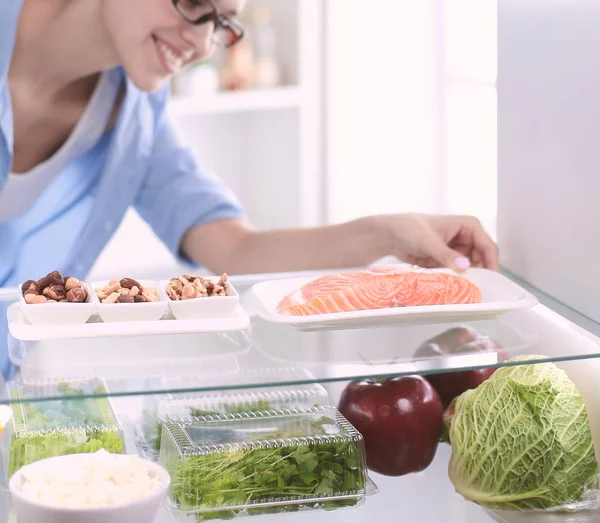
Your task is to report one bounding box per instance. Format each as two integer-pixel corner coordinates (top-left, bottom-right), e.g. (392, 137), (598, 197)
(172, 0), (245, 48)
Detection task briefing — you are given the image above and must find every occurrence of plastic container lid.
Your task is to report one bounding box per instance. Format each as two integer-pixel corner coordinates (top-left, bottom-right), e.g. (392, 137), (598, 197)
(160, 406), (372, 518)
(3, 378), (125, 479)
(138, 377), (329, 459)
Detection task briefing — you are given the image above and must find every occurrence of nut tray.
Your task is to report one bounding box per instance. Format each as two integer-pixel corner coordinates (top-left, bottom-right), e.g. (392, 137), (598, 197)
(160, 406), (373, 520)
(138, 373), (329, 459)
(2, 378), (125, 478)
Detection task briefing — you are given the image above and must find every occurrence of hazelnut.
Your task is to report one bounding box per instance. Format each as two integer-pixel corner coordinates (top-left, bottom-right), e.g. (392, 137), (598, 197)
(65, 277), (82, 291)
(120, 278), (141, 289)
(38, 271), (64, 291)
(134, 295), (147, 303)
(23, 289), (40, 297)
(21, 280), (40, 294)
(117, 295), (135, 303)
(43, 284), (67, 301)
(25, 294), (48, 304)
(67, 287), (87, 303)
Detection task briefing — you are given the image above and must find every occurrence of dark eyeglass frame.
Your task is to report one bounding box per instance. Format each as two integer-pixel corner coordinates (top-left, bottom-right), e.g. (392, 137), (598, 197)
(172, 0), (245, 48)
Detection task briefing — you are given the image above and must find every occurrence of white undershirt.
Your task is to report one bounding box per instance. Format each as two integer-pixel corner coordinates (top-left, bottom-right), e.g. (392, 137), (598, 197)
(0, 72), (119, 221)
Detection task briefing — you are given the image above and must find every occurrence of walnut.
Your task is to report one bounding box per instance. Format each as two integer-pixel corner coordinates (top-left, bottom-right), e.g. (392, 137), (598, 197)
(182, 282), (198, 300)
(167, 286), (180, 301)
(66, 287), (87, 303)
(217, 273), (228, 288)
(166, 273), (229, 300)
(120, 278), (141, 289)
(203, 279), (215, 294)
(43, 284), (67, 301)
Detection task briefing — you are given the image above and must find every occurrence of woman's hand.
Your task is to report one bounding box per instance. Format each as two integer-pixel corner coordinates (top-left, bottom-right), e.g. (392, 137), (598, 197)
(377, 213), (499, 272)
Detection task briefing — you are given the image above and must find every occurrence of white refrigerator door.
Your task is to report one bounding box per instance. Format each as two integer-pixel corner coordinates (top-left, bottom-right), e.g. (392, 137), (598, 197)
(498, 0), (600, 322)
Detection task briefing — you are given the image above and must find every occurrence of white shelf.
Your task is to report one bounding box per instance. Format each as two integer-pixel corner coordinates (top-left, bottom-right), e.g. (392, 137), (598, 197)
(167, 86), (302, 117)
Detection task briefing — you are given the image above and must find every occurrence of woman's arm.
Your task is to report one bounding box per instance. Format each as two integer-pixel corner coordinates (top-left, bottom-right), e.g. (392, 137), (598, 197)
(181, 213), (499, 274)
(181, 216), (391, 274)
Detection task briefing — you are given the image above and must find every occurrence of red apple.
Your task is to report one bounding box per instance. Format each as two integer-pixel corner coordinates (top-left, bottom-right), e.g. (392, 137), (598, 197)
(414, 327), (510, 409)
(338, 376), (444, 476)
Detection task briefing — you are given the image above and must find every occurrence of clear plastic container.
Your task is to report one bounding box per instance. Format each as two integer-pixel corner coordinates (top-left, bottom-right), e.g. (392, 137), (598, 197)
(137, 369), (329, 460)
(2, 378), (125, 478)
(160, 406), (373, 520)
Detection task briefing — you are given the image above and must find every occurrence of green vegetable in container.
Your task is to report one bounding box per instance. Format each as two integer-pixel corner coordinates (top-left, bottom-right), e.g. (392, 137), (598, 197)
(168, 415), (366, 520)
(8, 382), (124, 476)
(447, 356), (599, 511)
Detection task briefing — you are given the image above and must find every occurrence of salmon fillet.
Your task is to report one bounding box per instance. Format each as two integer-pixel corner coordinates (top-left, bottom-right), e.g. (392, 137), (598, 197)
(276, 268), (482, 316)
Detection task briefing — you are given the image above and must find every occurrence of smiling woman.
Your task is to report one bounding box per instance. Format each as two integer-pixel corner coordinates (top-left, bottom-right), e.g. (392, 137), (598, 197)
(0, 0), (498, 378)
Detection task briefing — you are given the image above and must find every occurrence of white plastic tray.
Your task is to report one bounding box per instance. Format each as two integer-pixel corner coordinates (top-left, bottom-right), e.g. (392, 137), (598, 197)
(248, 268), (539, 330)
(7, 302), (251, 341)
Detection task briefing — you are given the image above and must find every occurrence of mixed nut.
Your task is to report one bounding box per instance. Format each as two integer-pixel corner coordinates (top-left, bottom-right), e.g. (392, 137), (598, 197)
(95, 278), (159, 304)
(166, 273), (229, 301)
(21, 271), (88, 304)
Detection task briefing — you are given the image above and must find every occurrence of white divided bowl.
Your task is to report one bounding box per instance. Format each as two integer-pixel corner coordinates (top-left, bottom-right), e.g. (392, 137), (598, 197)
(19, 282), (95, 326)
(161, 277), (240, 320)
(91, 280), (167, 323)
(9, 454), (170, 523)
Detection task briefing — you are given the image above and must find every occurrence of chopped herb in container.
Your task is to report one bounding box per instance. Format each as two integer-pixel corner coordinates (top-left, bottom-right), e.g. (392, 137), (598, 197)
(3, 378), (125, 477)
(160, 406), (370, 520)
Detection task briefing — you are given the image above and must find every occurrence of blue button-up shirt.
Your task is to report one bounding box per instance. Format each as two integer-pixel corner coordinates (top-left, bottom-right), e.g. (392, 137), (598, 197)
(0, 0), (245, 376)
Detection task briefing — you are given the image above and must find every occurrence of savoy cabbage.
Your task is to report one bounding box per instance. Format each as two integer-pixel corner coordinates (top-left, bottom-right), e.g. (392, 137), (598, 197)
(448, 356), (598, 511)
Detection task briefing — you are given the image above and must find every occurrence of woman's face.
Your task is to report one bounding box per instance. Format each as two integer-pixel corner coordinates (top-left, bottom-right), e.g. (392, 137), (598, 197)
(101, 0), (246, 92)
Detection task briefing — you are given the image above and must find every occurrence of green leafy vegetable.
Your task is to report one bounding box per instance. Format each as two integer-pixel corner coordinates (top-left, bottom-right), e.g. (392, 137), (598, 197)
(448, 357), (599, 511)
(8, 382), (124, 476)
(168, 416), (366, 520)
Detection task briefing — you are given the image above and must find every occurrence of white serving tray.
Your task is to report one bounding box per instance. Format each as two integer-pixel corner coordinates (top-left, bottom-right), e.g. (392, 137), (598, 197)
(248, 267), (539, 330)
(7, 302), (251, 341)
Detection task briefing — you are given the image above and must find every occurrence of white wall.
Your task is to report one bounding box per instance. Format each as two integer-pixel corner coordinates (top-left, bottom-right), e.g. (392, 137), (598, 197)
(497, 0), (600, 321)
(326, 0), (497, 235)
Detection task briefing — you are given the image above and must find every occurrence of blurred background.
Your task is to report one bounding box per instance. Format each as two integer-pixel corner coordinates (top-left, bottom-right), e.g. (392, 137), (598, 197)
(88, 0), (497, 281)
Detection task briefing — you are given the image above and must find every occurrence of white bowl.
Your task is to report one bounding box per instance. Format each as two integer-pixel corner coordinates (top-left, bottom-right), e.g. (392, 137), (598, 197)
(19, 281), (95, 326)
(161, 277), (240, 320)
(9, 454), (170, 523)
(91, 280), (167, 323)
